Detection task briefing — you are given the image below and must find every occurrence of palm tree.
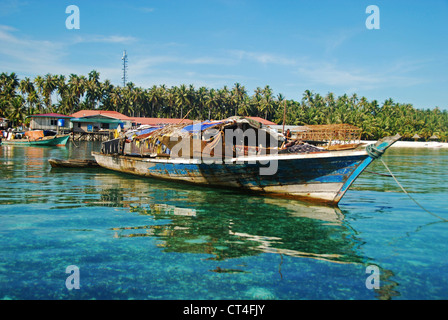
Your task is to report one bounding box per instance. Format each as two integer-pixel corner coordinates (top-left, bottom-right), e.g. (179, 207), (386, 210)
(205, 88), (219, 120)
(55, 75), (68, 114)
(110, 86), (123, 113)
(85, 70), (102, 110)
(155, 86), (173, 118)
(302, 89), (314, 108)
(19, 77), (36, 113)
(99, 79), (114, 111)
(231, 82), (247, 116)
(261, 85), (274, 120)
(121, 82), (136, 116)
(146, 85), (160, 118)
(216, 87), (231, 119)
(68, 74), (86, 114)
(6, 96), (26, 127)
(33, 75), (45, 112)
(175, 84), (190, 118)
(41, 73), (58, 112)
(196, 86), (208, 120)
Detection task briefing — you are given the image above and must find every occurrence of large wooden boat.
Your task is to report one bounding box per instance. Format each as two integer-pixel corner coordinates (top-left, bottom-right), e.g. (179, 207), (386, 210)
(92, 117), (400, 205)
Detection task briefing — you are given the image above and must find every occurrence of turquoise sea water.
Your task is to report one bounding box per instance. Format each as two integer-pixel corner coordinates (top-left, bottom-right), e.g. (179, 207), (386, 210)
(0, 142), (447, 300)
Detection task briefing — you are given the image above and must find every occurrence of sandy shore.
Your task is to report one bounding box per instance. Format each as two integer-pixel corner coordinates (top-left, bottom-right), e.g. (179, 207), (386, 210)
(362, 140), (448, 148)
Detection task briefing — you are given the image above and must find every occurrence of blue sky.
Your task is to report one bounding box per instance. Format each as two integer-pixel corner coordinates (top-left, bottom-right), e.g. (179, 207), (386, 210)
(1, 0), (447, 110)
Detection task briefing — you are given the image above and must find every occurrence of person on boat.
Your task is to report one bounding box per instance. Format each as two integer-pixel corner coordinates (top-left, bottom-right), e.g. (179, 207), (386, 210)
(284, 129), (291, 139)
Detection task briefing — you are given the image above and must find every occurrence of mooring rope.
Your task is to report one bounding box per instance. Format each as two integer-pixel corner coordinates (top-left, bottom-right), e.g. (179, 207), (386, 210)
(380, 158), (448, 222)
(71, 133), (80, 148)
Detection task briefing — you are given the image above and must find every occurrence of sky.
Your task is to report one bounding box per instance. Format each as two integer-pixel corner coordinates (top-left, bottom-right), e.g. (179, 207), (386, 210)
(1, 0), (447, 110)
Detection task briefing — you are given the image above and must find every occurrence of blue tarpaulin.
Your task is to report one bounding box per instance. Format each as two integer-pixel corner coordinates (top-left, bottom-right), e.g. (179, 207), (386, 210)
(181, 121), (223, 133)
(136, 127), (161, 136)
(125, 126), (162, 138)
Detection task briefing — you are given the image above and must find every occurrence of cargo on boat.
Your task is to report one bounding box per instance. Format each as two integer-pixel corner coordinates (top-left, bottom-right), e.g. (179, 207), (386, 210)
(92, 116), (400, 205)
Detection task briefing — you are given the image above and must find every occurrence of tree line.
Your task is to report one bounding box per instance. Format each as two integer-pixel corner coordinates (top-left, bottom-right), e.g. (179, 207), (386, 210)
(1, 71), (447, 141)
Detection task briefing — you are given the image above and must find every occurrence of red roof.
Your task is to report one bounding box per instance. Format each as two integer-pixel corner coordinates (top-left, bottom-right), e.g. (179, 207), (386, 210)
(131, 117), (193, 125)
(29, 113), (72, 118)
(67, 110), (277, 126)
(132, 116), (276, 126)
(246, 117), (277, 126)
(69, 110), (132, 120)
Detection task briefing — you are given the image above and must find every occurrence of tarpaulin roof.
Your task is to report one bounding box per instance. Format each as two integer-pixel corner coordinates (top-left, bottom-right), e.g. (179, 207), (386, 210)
(125, 126), (163, 138)
(181, 121), (224, 133)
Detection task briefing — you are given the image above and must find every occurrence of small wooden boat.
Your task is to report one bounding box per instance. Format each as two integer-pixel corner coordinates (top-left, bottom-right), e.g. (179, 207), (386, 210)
(48, 158), (100, 168)
(2, 134), (70, 146)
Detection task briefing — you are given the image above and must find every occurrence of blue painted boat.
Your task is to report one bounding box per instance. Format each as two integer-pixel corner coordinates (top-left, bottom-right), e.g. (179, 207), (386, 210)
(92, 117), (400, 204)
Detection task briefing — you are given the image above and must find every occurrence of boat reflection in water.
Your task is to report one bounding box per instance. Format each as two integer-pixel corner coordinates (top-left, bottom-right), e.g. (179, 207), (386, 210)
(91, 171), (399, 299)
(94, 172), (353, 262)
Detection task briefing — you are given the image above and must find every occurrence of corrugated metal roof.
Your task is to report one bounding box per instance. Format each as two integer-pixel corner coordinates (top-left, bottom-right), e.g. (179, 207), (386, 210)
(28, 113), (72, 118)
(69, 110), (132, 120)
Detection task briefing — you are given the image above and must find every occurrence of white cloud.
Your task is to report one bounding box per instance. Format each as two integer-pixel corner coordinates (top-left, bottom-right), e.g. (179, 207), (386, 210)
(295, 59), (428, 94)
(139, 7), (155, 13)
(0, 0), (27, 16)
(229, 50), (297, 66)
(0, 25), (139, 78)
(0, 25), (69, 75)
(72, 34), (138, 44)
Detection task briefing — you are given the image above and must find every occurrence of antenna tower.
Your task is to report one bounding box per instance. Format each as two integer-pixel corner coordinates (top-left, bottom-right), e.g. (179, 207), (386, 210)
(121, 50), (128, 86)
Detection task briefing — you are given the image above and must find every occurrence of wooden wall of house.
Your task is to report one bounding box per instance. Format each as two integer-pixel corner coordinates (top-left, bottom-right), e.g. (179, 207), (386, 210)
(30, 118), (71, 130)
(72, 122), (111, 133)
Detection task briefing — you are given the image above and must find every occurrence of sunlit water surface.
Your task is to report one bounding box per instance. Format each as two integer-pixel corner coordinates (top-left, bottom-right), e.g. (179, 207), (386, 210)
(1, 142), (447, 300)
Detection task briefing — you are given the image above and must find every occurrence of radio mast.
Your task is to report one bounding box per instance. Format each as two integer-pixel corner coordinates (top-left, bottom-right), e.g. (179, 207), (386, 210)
(121, 50), (128, 86)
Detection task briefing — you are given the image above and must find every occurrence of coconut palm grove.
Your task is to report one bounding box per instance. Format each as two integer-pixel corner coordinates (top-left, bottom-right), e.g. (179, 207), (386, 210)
(1, 70), (447, 141)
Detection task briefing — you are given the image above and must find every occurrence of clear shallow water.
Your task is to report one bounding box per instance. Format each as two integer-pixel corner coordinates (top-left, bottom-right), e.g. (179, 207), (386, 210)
(0, 142), (447, 300)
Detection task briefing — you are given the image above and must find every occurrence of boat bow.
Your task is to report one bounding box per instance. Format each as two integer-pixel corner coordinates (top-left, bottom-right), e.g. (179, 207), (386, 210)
(333, 134), (401, 203)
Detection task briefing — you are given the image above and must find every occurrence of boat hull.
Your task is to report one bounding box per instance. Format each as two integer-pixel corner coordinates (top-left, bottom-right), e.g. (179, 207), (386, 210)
(92, 134), (400, 204)
(2, 135), (70, 146)
(48, 158), (100, 168)
(92, 150), (374, 204)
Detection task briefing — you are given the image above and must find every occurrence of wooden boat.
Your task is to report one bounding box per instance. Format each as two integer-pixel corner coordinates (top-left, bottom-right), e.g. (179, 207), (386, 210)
(1, 134), (70, 146)
(48, 158), (100, 168)
(92, 117), (401, 205)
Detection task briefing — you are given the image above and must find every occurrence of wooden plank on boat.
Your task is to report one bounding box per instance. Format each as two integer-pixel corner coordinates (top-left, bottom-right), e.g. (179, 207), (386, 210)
(326, 143), (361, 151)
(48, 158), (100, 168)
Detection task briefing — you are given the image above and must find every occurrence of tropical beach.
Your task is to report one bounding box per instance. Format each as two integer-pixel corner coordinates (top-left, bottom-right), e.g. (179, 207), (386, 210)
(1, 0), (448, 307)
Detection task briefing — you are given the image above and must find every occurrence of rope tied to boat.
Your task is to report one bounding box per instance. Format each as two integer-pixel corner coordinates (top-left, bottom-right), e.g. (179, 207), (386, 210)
(380, 158), (448, 222)
(366, 143), (385, 159)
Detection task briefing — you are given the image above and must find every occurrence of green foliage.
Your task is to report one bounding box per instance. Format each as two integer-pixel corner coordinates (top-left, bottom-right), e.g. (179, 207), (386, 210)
(0, 71), (447, 141)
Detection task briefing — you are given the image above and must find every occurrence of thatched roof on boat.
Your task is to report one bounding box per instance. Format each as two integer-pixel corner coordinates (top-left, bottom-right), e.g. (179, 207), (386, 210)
(121, 116), (280, 157)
